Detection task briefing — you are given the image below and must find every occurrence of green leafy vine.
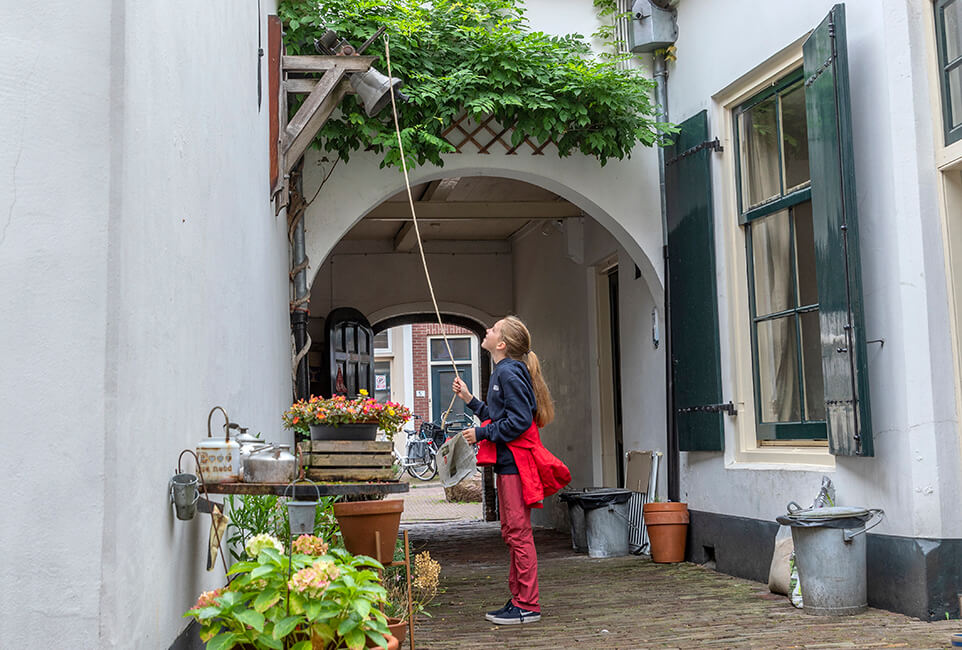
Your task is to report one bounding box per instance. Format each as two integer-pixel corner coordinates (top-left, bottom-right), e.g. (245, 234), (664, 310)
(278, 0), (675, 170)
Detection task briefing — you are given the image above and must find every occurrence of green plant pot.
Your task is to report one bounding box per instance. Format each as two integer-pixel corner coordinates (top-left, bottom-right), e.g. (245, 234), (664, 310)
(310, 423), (378, 441)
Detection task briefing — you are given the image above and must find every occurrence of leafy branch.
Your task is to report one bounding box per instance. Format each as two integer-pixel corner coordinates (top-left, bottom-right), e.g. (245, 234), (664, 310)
(278, 0), (675, 170)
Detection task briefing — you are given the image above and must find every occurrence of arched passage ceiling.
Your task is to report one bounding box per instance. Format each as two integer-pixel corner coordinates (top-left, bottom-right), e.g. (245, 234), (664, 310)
(302, 147), (665, 307)
(342, 176), (580, 246)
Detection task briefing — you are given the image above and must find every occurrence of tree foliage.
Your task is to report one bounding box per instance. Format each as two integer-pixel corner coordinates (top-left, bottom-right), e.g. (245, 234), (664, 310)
(279, 0), (674, 169)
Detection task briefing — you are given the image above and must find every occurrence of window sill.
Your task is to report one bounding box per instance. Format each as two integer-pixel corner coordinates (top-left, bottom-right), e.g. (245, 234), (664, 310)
(729, 442), (835, 470)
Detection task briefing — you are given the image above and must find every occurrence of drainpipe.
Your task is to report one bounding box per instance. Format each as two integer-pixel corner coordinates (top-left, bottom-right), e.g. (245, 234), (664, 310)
(291, 217), (311, 401)
(653, 51), (679, 503)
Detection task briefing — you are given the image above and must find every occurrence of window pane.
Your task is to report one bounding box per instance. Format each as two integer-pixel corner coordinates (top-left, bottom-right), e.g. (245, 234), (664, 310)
(946, 0), (962, 63)
(950, 64), (962, 129)
(373, 331), (389, 350)
(739, 95), (781, 208)
(799, 311), (826, 421)
(756, 317), (801, 422)
(793, 201), (818, 306)
(752, 210), (794, 316)
(780, 83), (810, 191)
(374, 361), (391, 402)
(430, 337), (471, 361)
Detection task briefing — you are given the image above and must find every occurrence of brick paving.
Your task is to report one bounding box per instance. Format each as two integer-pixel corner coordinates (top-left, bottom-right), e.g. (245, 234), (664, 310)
(400, 480), (481, 523)
(404, 521), (958, 649)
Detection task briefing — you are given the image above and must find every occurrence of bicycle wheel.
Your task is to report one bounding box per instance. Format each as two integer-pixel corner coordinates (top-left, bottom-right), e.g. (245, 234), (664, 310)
(407, 446), (438, 480)
(391, 450), (404, 480)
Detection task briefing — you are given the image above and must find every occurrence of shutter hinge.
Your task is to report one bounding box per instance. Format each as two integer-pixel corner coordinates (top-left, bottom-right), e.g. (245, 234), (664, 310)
(677, 401), (736, 416)
(804, 55), (835, 87)
(665, 137), (723, 166)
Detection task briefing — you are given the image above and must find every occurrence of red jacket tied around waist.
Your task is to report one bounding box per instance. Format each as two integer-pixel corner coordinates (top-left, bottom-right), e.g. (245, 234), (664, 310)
(476, 420), (571, 508)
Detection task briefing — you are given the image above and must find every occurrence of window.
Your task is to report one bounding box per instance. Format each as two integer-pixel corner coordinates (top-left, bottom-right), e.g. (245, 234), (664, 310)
(429, 337), (471, 362)
(936, 0), (962, 144)
(734, 72), (826, 442)
(374, 360), (391, 403)
(373, 331), (391, 352)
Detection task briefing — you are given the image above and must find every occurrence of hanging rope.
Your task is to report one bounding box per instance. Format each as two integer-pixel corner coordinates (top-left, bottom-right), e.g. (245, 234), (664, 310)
(385, 34), (463, 427)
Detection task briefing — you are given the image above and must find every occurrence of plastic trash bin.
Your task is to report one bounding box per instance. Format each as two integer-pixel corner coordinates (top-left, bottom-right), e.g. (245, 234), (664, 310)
(561, 489), (633, 558)
(776, 504), (884, 616)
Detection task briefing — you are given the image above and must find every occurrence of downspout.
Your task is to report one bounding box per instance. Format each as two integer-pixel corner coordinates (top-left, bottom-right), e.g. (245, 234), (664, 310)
(653, 52), (679, 503)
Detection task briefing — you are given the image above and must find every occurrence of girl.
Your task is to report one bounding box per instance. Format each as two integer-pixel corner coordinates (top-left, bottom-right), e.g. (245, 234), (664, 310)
(453, 315), (569, 625)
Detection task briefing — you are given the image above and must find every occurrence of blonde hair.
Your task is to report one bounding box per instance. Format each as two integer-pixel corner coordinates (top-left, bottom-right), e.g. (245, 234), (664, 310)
(499, 315), (555, 427)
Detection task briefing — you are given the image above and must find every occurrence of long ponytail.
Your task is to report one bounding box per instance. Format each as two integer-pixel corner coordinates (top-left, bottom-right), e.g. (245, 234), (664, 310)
(500, 315), (555, 428)
(523, 350), (555, 428)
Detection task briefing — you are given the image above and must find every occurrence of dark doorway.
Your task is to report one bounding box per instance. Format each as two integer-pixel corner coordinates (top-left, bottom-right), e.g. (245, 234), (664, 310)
(608, 267), (625, 488)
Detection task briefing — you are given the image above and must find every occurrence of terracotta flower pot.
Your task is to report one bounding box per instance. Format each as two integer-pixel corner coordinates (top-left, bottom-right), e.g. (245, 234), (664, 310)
(386, 617), (409, 648)
(643, 501), (689, 563)
(333, 499), (404, 564)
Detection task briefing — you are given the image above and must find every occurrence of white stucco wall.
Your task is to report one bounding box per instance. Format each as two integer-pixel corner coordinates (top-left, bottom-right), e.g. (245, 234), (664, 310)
(0, 1), (113, 646)
(669, 0), (962, 538)
(3, 1), (291, 646)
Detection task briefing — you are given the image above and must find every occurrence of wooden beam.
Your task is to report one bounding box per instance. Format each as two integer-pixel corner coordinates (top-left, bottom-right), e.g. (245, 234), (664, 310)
(282, 68), (350, 174)
(364, 201), (582, 221)
(283, 55), (376, 73)
(393, 222), (418, 252)
(420, 177), (461, 202)
(268, 16), (282, 191)
(286, 77), (358, 95)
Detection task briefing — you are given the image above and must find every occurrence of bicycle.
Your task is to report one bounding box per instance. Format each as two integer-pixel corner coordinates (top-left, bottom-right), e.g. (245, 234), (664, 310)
(392, 412), (477, 481)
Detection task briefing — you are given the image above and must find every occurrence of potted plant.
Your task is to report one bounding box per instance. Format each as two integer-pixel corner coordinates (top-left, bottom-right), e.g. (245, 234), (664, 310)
(186, 533), (398, 650)
(284, 390), (411, 442)
(382, 550), (441, 648)
(224, 494), (341, 561)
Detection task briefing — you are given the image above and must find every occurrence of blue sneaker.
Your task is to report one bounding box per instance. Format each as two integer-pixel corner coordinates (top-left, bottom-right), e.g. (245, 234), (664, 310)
(489, 603), (541, 625)
(485, 598), (514, 622)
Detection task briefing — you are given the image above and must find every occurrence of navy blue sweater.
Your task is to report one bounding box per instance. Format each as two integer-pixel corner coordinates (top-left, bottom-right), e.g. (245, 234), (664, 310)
(468, 358), (537, 474)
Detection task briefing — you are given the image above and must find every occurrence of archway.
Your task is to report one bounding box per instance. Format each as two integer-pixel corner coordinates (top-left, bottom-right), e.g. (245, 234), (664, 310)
(304, 152), (668, 529)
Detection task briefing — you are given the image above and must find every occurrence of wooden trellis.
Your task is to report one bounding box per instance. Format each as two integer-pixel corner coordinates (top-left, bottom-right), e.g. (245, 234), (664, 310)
(441, 112), (555, 155)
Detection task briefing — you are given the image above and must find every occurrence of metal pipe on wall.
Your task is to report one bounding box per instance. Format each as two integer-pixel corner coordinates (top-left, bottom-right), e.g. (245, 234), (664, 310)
(653, 51), (679, 502)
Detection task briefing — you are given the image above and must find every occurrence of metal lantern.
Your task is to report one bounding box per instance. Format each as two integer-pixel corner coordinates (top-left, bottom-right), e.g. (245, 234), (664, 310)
(284, 479), (321, 538)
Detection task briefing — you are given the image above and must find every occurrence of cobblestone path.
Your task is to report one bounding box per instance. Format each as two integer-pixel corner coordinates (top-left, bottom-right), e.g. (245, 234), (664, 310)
(404, 521), (957, 649)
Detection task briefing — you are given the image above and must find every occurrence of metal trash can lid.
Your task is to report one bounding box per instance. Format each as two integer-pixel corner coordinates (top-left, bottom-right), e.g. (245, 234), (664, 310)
(776, 505), (881, 529)
(788, 506), (871, 520)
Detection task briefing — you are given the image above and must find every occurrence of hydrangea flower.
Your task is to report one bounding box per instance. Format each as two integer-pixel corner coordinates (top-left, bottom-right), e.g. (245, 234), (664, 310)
(193, 588), (223, 610)
(245, 533), (284, 558)
(292, 534), (329, 556)
(288, 561), (339, 598)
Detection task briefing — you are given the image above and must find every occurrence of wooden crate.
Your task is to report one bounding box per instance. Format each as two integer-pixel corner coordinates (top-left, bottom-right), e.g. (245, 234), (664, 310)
(298, 440), (395, 481)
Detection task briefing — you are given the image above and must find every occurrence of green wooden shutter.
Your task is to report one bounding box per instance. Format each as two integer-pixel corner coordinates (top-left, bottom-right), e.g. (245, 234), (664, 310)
(803, 4), (874, 456)
(666, 110), (725, 452)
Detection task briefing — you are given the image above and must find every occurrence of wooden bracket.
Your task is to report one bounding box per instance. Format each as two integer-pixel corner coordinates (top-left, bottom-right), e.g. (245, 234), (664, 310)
(267, 28), (376, 212)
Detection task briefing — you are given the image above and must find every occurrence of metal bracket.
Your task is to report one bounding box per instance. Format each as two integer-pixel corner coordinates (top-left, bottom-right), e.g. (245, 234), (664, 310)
(665, 138), (724, 166)
(677, 401), (736, 416)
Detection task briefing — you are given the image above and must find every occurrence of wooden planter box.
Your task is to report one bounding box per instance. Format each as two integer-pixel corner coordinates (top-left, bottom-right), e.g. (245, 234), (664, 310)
(298, 440), (395, 481)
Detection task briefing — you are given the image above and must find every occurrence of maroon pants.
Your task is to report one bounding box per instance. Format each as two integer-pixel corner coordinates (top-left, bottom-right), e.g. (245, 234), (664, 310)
(497, 473), (540, 612)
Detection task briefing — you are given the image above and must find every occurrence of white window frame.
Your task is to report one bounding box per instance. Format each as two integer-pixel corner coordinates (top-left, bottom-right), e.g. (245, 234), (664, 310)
(711, 35), (834, 469)
(426, 334), (479, 419)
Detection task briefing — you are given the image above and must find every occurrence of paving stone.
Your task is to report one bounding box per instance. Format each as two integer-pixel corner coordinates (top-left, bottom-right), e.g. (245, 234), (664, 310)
(403, 520), (958, 649)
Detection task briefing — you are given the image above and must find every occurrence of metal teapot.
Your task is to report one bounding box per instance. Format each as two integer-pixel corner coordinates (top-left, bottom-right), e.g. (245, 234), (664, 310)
(236, 428), (269, 479)
(244, 444), (297, 484)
